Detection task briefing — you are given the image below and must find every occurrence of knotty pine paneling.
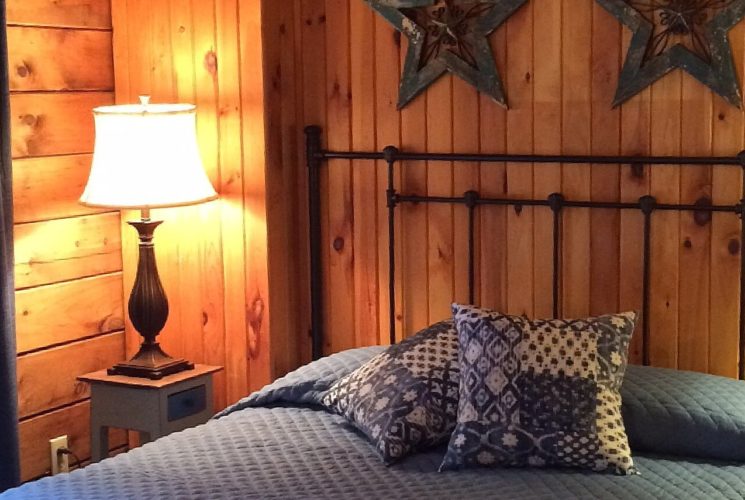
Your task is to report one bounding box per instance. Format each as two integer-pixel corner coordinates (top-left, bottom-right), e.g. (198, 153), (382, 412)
(12, 154), (107, 223)
(110, 0), (309, 415)
(16, 332), (125, 419)
(8, 0), (125, 482)
(19, 401), (126, 481)
(6, 0), (111, 29)
(264, 0), (745, 378)
(7, 27), (114, 91)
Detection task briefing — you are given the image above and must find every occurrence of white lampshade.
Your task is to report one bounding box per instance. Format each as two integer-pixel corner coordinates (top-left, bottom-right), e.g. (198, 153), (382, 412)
(80, 97), (218, 209)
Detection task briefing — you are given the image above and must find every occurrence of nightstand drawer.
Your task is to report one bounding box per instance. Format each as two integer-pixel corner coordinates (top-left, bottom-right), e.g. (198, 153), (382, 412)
(167, 385), (207, 421)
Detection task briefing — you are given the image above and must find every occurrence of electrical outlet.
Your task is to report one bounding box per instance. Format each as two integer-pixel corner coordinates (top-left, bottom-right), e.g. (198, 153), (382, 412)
(49, 435), (69, 475)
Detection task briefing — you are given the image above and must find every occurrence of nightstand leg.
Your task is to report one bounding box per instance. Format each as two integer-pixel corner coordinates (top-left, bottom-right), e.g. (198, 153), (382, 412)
(91, 423), (109, 463)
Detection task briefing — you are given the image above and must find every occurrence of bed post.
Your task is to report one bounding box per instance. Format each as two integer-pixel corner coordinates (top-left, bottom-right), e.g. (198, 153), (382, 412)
(738, 152), (745, 380)
(306, 126), (324, 361)
(383, 146), (399, 345)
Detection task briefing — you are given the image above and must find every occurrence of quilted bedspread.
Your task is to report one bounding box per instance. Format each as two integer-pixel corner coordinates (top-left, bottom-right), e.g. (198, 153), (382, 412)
(5, 347), (745, 500)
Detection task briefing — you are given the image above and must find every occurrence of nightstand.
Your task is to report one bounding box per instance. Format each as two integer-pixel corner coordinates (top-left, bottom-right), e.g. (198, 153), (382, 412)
(78, 365), (222, 462)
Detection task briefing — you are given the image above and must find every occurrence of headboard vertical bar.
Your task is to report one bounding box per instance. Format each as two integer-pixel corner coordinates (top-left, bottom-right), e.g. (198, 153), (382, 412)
(384, 147), (399, 345)
(548, 194), (564, 319)
(465, 191), (478, 305)
(305, 126), (324, 360)
(737, 153), (745, 380)
(640, 195), (656, 366)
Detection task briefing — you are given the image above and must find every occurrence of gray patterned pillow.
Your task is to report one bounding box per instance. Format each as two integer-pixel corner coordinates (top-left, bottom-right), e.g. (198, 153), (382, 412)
(441, 305), (636, 475)
(321, 321), (459, 464)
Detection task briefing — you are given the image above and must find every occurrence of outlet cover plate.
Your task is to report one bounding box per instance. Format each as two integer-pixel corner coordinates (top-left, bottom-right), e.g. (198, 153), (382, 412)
(49, 435), (69, 475)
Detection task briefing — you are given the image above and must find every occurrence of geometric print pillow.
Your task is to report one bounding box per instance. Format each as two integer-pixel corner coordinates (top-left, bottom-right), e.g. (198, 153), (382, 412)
(321, 320), (459, 464)
(441, 305), (637, 475)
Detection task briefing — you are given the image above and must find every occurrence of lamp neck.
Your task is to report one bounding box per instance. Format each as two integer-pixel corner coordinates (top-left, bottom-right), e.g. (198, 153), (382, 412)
(140, 207), (151, 221)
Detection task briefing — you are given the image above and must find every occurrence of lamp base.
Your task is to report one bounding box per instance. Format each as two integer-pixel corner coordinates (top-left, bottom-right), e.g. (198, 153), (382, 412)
(108, 342), (194, 380)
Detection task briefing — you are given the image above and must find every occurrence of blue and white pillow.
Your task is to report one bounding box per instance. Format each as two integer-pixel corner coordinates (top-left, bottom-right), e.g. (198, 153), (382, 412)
(321, 321), (459, 463)
(441, 305), (636, 475)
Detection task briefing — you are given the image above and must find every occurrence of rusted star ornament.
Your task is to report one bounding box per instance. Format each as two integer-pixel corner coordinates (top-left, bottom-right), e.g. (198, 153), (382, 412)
(596, 0), (745, 108)
(367, 0), (528, 109)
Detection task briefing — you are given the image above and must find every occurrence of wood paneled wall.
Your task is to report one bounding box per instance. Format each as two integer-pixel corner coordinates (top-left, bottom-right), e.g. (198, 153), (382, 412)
(265, 0), (745, 377)
(7, 0), (127, 482)
(109, 0), (306, 410)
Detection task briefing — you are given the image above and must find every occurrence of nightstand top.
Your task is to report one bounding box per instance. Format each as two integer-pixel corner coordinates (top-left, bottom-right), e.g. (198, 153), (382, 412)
(78, 364), (222, 389)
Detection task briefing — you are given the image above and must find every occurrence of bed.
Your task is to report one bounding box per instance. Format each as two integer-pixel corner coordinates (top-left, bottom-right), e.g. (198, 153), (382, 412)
(3, 346), (745, 500)
(6, 128), (745, 499)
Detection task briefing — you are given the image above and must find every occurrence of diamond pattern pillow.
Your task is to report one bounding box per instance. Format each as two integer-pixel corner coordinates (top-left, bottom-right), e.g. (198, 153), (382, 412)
(321, 321), (459, 464)
(441, 305), (637, 475)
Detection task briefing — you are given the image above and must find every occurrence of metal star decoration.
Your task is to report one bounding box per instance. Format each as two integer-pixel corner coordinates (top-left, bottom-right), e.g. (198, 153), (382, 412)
(367, 0), (529, 109)
(596, 0), (745, 108)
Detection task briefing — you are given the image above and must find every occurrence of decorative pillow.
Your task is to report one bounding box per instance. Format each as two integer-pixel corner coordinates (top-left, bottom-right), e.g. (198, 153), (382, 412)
(622, 364), (745, 461)
(321, 320), (459, 464)
(441, 305), (637, 475)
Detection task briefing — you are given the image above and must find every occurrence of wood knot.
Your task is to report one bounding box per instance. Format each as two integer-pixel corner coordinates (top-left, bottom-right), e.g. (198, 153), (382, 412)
(333, 237), (344, 252)
(202, 312), (209, 326)
(630, 163), (645, 179)
(179, 25), (185, 33)
(729, 238), (740, 256)
(718, 112), (726, 121)
(683, 238), (692, 249)
(21, 114), (38, 127)
(524, 72), (531, 83)
(203, 50), (218, 76)
(247, 296), (265, 359)
(16, 63), (29, 78)
(693, 197), (712, 227)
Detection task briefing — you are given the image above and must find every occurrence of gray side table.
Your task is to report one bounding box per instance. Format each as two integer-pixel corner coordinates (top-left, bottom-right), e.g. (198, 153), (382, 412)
(78, 365), (222, 462)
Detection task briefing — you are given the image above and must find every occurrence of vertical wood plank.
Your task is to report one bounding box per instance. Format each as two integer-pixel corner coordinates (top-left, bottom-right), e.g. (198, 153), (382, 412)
(648, 73), (682, 369)
(400, 41), (429, 335)
(426, 75), (454, 323)
(324, 0), (355, 351)
(678, 81), (712, 373)
(710, 20), (745, 377)
(479, 27), (508, 313)
(215, 0), (247, 403)
(532, 0), (562, 318)
(239, 0), (271, 390)
(561, 0), (592, 319)
(351, 1), (379, 347)
(374, 16), (403, 343)
(505, 1), (533, 318)
(452, 78), (480, 305)
(590, 2), (621, 318)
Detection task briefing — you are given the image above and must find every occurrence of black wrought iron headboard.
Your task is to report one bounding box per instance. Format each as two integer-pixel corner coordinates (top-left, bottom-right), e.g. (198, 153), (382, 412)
(304, 125), (745, 379)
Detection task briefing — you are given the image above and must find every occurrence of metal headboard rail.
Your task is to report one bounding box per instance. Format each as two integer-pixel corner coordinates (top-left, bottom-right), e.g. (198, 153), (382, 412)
(305, 125), (745, 379)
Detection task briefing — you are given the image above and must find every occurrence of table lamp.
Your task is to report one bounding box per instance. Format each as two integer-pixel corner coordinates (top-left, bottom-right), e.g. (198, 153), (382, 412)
(80, 96), (218, 380)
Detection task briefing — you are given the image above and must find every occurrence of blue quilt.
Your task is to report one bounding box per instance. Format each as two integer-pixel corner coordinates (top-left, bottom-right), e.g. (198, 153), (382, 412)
(5, 347), (745, 500)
